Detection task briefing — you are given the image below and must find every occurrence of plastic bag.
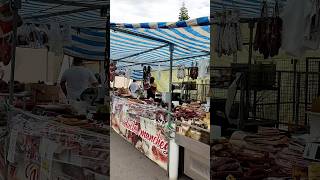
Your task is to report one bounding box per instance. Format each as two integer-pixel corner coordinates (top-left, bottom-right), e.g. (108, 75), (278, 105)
(177, 65), (185, 79)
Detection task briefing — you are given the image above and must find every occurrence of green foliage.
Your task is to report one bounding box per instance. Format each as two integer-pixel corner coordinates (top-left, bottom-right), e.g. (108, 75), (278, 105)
(179, 2), (190, 21)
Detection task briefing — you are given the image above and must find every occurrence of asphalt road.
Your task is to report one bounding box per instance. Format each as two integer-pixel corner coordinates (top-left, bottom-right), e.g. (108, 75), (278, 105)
(110, 130), (169, 180)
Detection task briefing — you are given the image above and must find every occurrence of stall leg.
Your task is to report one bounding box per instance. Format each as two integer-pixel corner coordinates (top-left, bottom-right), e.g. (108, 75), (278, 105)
(6, 1), (20, 179)
(168, 43), (179, 180)
(169, 139), (179, 180)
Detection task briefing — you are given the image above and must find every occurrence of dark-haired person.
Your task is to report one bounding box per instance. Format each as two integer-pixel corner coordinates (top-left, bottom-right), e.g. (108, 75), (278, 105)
(147, 77), (157, 99)
(60, 57), (98, 101)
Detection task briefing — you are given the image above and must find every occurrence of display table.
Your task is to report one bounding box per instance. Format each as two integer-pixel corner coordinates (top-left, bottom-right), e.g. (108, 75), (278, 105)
(2, 109), (109, 180)
(175, 134), (210, 180)
(111, 96), (170, 170)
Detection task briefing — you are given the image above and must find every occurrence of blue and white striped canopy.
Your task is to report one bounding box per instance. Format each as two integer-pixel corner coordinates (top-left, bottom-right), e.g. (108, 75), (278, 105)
(211, 0), (287, 18)
(20, 0), (109, 28)
(111, 17), (210, 29)
(18, 1), (209, 80)
(131, 70), (144, 81)
(64, 18), (210, 79)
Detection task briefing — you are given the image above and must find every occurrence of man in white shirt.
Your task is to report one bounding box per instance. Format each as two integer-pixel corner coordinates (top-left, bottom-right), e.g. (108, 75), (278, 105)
(60, 58), (98, 101)
(129, 79), (140, 98)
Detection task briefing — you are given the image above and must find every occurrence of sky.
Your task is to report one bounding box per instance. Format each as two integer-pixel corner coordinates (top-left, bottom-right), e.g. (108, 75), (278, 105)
(110, 0), (210, 23)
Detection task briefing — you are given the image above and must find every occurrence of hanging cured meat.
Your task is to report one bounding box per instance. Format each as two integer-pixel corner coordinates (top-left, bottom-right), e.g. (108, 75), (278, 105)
(254, 0), (282, 59)
(214, 9), (243, 57)
(143, 66), (151, 90)
(0, 36), (12, 65)
(0, 3), (14, 36)
(109, 61), (116, 82)
(189, 62), (198, 80)
(0, 1), (22, 66)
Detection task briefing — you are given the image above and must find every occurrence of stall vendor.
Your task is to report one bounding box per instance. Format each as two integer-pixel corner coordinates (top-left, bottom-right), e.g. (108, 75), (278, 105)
(147, 77), (157, 99)
(60, 57), (98, 101)
(129, 79), (140, 98)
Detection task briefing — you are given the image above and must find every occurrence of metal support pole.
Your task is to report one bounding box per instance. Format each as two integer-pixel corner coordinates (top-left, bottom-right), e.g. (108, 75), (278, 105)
(318, 61), (320, 96)
(305, 58), (309, 127)
(168, 44), (173, 113)
(296, 73), (301, 127)
(9, 2), (19, 105)
(276, 72), (281, 128)
(46, 48), (49, 82)
(248, 21), (255, 65)
(168, 44), (178, 180)
(7, 2), (19, 179)
(105, 19), (110, 130)
(293, 59), (297, 127)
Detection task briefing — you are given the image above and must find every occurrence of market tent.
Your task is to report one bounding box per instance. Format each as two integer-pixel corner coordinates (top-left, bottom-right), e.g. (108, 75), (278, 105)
(66, 17), (210, 79)
(18, 0), (109, 61)
(20, 0), (109, 28)
(211, 0), (287, 18)
(6, 0), (109, 82)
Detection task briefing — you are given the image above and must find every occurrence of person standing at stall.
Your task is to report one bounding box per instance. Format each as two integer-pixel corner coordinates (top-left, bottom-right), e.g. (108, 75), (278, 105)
(60, 57), (98, 101)
(147, 77), (157, 99)
(129, 79), (140, 98)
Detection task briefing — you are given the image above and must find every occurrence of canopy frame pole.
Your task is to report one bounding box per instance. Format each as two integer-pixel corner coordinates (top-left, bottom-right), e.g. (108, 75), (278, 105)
(9, 1), (19, 105)
(24, 6), (104, 20)
(7, 1), (20, 180)
(121, 53), (210, 66)
(111, 27), (171, 44)
(114, 44), (169, 62)
(46, 47), (49, 82)
(27, 0), (104, 8)
(105, 17), (110, 121)
(168, 43), (179, 180)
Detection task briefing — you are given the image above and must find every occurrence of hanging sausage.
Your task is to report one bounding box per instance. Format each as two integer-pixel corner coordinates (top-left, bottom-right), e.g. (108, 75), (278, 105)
(0, 1), (22, 66)
(109, 61), (116, 82)
(189, 62), (198, 80)
(254, 0), (282, 59)
(143, 66), (151, 90)
(0, 2), (13, 65)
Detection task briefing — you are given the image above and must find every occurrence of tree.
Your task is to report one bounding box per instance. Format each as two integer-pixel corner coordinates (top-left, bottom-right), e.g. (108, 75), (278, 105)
(178, 2), (190, 21)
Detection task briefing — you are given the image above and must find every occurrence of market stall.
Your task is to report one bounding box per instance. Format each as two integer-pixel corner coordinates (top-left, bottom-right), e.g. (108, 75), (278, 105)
(110, 17), (211, 180)
(0, 0), (110, 179)
(211, 0), (320, 179)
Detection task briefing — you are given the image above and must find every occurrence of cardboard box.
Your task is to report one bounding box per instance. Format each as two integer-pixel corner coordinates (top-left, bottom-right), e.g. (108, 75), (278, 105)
(29, 84), (60, 103)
